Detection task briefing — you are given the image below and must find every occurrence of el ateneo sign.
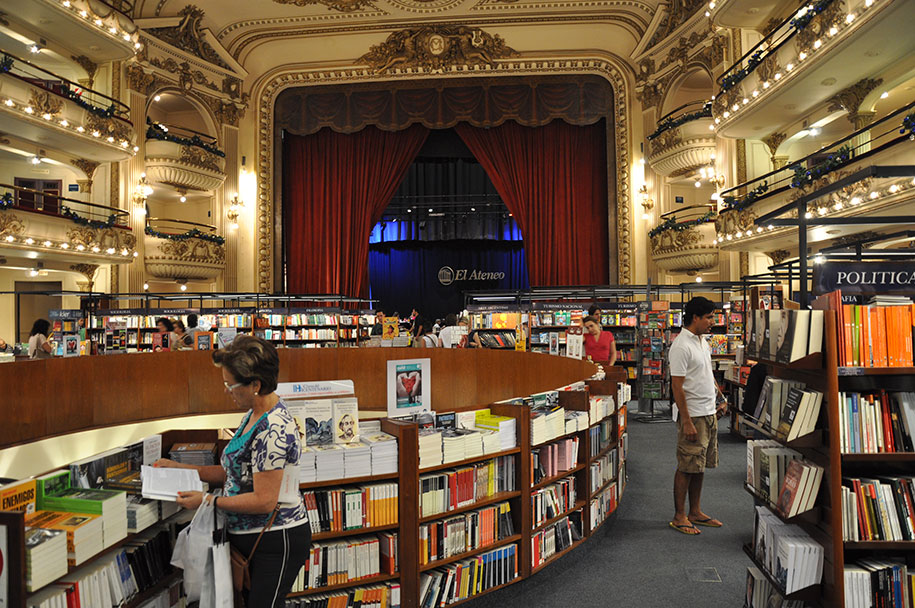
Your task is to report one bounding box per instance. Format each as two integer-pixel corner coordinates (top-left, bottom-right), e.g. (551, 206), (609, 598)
(813, 262), (915, 296)
(437, 266), (505, 286)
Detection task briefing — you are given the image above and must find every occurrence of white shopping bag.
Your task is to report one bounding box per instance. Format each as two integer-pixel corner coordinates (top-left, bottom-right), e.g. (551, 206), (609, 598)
(171, 498), (223, 603)
(199, 539), (234, 608)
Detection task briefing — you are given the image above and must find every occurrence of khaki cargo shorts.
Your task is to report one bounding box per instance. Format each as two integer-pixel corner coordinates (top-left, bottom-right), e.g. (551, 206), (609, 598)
(676, 414), (718, 473)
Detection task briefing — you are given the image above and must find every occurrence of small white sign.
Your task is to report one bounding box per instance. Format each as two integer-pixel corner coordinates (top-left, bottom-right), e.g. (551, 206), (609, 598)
(387, 358), (431, 418)
(276, 380), (355, 400)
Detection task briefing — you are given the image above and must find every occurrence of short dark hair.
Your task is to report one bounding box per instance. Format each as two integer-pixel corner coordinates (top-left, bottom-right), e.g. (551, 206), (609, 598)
(582, 315), (600, 326)
(212, 334), (279, 394)
(156, 317), (175, 332)
(588, 305), (601, 316)
(187, 313), (198, 328)
(444, 313), (457, 327)
(412, 316), (431, 337)
(175, 319), (186, 332)
(30, 318), (50, 337)
(683, 297), (716, 327)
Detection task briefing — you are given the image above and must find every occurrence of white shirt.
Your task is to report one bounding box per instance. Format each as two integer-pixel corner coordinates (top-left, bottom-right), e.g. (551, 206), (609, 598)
(668, 328), (716, 418)
(439, 326), (455, 348)
(28, 333), (52, 359)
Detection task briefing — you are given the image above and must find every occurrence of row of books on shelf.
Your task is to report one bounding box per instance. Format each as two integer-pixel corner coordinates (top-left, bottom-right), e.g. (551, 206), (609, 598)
(419, 501), (514, 565)
(839, 391), (915, 454)
(531, 513), (581, 568)
(746, 440), (823, 518)
(418, 543), (518, 608)
(753, 506), (824, 594)
(745, 568), (804, 608)
(588, 419), (615, 458)
(284, 583), (401, 608)
(844, 559), (915, 608)
(531, 437), (579, 484)
(818, 293), (915, 367)
(746, 309), (825, 365)
(589, 450), (618, 495)
(415, 409), (517, 468)
(842, 476), (915, 542)
(419, 455), (516, 518)
(590, 481), (618, 529)
(292, 532), (397, 592)
(751, 379), (823, 443)
(532, 479), (575, 528)
(302, 483), (399, 534)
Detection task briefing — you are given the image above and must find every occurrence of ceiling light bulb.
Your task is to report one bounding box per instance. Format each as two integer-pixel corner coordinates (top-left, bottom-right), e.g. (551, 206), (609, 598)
(143, 283), (149, 290)
(76, 244), (85, 251)
(723, 111), (730, 118)
(850, 197), (861, 205)
(774, 72), (782, 80)
(180, 284), (187, 292)
(43, 240), (51, 247)
(805, 211), (813, 219)
(134, 42), (142, 50)
(834, 202), (843, 210)
(736, 231), (743, 238)
(889, 184), (899, 193)
(726, 234), (732, 241)
(79, 9), (87, 16)
(799, 52), (807, 60)
(763, 81), (770, 89)
(123, 33), (131, 41)
(61, 242), (69, 249)
(29, 45), (41, 54)
(694, 181), (702, 188)
(30, 156), (41, 165)
(91, 130), (100, 137)
(732, 103), (740, 111)
(712, 239), (718, 245)
(24, 106), (34, 114)
(756, 226), (763, 233)
(471, 207), (476, 212)
(881, 92), (889, 99)
(106, 247), (115, 254)
(813, 40), (822, 49)
(817, 207), (827, 216)
(94, 18), (102, 25)
(60, 119), (69, 127)
(742, 98), (749, 105)
(154, 95), (161, 102)
(752, 90), (760, 97)
(42, 113), (51, 120)
(133, 146), (139, 152)
(870, 191), (879, 199)
(4, 235), (13, 242)
(695, 276), (703, 283)
(106, 136), (114, 143)
(133, 251), (139, 257)
(91, 246), (100, 252)
(63, 0), (70, 6)
(179, 196), (187, 203)
(786, 63), (794, 71)
(829, 27), (838, 36)
(76, 126), (85, 133)
(846, 13), (855, 23)
(28, 269), (39, 277)
(768, 225), (774, 231)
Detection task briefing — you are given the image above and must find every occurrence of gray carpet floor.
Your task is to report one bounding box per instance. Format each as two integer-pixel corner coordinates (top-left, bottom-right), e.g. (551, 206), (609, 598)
(464, 404), (751, 608)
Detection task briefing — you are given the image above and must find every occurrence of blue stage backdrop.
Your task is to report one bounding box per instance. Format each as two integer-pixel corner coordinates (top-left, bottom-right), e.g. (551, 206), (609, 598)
(368, 240), (529, 321)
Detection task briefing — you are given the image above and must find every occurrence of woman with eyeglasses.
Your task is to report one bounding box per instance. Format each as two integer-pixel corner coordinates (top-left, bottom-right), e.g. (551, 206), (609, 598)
(154, 335), (309, 607)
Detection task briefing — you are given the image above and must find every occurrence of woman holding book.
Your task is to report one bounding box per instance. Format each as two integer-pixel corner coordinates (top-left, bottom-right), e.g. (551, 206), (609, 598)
(154, 335), (310, 608)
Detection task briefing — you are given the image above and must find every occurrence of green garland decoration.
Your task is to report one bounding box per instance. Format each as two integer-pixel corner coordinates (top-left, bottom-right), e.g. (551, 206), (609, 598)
(0, 53), (12, 73)
(146, 118), (226, 158)
(790, 145), (851, 189)
(61, 83), (119, 120)
(647, 102), (713, 141)
(900, 113), (915, 139)
(61, 205), (118, 229)
(0, 192), (13, 210)
(649, 209), (716, 239)
(722, 181), (769, 212)
(145, 225), (225, 245)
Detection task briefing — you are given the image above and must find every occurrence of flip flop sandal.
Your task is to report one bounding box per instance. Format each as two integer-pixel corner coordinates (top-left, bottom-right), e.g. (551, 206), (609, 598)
(669, 521), (701, 535)
(690, 517), (723, 527)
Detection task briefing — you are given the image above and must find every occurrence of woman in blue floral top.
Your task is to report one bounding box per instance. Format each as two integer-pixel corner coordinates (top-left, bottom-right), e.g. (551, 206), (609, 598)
(155, 335), (310, 607)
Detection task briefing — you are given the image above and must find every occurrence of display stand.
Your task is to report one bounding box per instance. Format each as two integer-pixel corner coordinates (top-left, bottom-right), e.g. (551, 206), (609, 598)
(633, 301), (673, 423)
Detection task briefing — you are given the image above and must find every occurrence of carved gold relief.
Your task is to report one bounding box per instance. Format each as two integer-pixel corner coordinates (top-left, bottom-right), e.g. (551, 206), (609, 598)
(28, 89), (64, 118)
(86, 113), (132, 143)
(650, 225), (703, 254)
(827, 77), (883, 125)
(756, 53), (780, 84)
(149, 57), (218, 92)
(796, 0), (846, 57)
(0, 213), (25, 239)
(359, 26), (518, 74)
(71, 55), (99, 89)
(71, 159), (100, 194)
(767, 249), (790, 265)
(715, 208), (757, 236)
(66, 227), (137, 251)
(273, 0), (373, 11)
(648, 128), (683, 158)
(180, 145), (222, 171)
(157, 238), (225, 263)
(126, 62), (159, 95)
(146, 5), (230, 70)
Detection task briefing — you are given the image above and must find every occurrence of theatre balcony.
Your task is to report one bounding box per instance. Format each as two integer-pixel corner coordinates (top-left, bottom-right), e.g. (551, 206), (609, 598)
(0, 182), (137, 269)
(0, 50), (135, 161)
(649, 205), (719, 275)
(711, 0), (915, 139)
(646, 100), (715, 179)
(143, 217), (225, 281)
(3, 0), (140, 63)
(711, 0), (797, 29)
(714, 100), (915, 254)
(144, 120), (226, 193)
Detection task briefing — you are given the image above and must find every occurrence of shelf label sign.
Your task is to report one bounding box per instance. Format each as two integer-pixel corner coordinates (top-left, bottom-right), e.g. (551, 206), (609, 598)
(277, 380), (355, 399)
(813, 262), (915, 295)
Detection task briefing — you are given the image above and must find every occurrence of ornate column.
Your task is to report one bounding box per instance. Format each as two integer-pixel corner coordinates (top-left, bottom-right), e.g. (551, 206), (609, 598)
(125, 65), (153, 299)
(220, 125), (239, 292)
(772, 155), (790, 170)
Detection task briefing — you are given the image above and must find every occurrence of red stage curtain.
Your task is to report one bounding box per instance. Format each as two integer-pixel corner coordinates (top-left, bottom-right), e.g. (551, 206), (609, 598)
(455, 120), (609, 286)
(283, 124), (429, 295)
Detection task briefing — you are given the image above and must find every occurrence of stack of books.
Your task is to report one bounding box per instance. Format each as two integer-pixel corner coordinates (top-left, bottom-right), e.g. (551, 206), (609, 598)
(299, 446), (317, 483)
(418, 455), (516, 518)
(284, 583), (402, 608)
(168, 442), (217, 466)
(588, 396), (614, 425)
(531, 437), (579, 484)
(361, 431), (398, 475)
(27, 510), (103, 566)
(313, 445), (345, 482)
(590, 482), (618, 528)
(776, 459), (824, 519)
(473, 410), (517, 451)
(24, 527), (67, 591)
(126, 496), (160, 533)
(753, 506), (824, 593)
(294, 534), (392, 591)
(745, 567), (804, 608)
(843, 476), (915, 541)
(342, 443), (372, 478)
(36, 470), (128, 550)
(589, 450), (618, 494)
(746, 440), (801, 504)
(419, 428), (444, 468)
(564, 410), (588, 434)
(531, 514), (580, 568)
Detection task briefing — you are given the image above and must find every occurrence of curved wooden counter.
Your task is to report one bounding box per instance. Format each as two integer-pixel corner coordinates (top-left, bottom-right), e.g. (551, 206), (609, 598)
(3, 348), (599, 449)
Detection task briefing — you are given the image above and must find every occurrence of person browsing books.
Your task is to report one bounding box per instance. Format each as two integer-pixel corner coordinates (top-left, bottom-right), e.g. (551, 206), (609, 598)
(582, 315), (616, 365)
(28, 318), (53, 359)
(174, 319), (193, 350)
(153, 335), (310, 608)
(669, 297), (727, 536)
(155, 317), (179, 352)
(413, 316), (440, 347)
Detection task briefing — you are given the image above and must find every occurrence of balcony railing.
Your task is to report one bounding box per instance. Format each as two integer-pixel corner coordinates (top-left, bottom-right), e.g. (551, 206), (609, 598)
(647, 100), (713, 142)
(649, 205), (719, 274)
(719, 99), (915, 212)
(146, 119), (224, 157)
(144, 217), (225, 280)
(145, 217), (224, 244)
(98, 0), (135, 18)
(0, 49), (130, 122)
(1, 182), (129, 228)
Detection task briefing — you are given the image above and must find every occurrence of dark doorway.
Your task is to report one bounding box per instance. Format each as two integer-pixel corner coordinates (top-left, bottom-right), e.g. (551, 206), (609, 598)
(15, 281), (62, 343)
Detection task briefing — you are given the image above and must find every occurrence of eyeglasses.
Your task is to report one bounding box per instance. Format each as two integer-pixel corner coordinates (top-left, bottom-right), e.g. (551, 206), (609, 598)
(224, 381), (245, 392)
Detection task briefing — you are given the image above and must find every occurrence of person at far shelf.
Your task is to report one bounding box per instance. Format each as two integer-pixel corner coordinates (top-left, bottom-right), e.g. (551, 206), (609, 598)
(582, 315), (616, 366)
(174, 319), (193, 350)
(28, 318), (53, 359)
(588, 304), (602, 324)
(154, 335), (310, 608)
(438, 313), (458, 348)
(0, 336), (20, 355)
(669, 296), (728, 536)
(155, 317), (179, 352)
(413, 316), (440, 347)
(370, 313), (384, 337)
(433, 318), (442, 334)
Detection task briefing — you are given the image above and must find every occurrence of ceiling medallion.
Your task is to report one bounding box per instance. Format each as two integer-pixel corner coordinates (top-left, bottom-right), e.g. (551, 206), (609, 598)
(385, 0), (467, 13)
(272, 0), (375, 12)
(359, 25), (517, 74)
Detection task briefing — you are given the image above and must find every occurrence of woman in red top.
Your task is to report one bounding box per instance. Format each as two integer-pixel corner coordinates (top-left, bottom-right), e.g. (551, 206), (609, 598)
(583, 315), (616, 365)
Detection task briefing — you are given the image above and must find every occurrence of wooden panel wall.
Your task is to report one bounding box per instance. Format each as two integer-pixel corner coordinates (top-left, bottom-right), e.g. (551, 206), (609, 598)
(2, 348), (599, 448)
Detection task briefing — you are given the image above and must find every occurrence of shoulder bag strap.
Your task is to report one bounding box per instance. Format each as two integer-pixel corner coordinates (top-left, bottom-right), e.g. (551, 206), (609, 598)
(245, 506), (280, 563)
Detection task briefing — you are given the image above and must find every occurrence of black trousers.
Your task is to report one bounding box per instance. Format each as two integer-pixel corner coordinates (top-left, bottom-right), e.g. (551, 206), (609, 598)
(229, 523), (310, 608)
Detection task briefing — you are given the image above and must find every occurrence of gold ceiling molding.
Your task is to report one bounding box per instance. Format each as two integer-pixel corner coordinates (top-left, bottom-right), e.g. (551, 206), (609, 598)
(146, 4), (231, 70)
(827, 77), (883, 126)
(359, 25), (517, 74)
(635, 27), (723, 110)
(71, 55), (99, 88)
(253, 56), (634, 291)
(273, 0), (375, 12)
(216, 11), (389, 43)
(642, 0), (704, 52)
(387, 0), (468, 14)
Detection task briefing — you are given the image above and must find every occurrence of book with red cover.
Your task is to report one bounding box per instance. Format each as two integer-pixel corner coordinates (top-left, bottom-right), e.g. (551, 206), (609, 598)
(777, 459), (805, 518)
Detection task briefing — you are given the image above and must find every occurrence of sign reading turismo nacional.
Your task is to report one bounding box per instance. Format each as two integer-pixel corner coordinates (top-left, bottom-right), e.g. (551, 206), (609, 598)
(437, 266), (506, 286)
(813, 262), (915, 296)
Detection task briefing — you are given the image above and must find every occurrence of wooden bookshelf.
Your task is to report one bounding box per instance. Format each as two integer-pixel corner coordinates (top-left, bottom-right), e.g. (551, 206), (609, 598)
(742, 543), (822, 602)
(532, 500), (587, 534)
(840, 452), (915, 462)
(419, 491), (522, 524)
(589, 438), (618, 463)
(531, 538), (585, 575)
(531, 463), (586, 491)
(590, 476), (618, 499)
(312, 523), (400, 542)
(418, 447), (521, 474)
(286, 572), (401, 598)
(843, 541), (915, 550)
(122, 570), (181, 608)
(737, 415), (824, 449)
(300, 471), (399, 490)
(742, 483), (820, 524)
(443, 577), (523, 608)
(419, 534), (522, 572)
(837, 366), (915, 376)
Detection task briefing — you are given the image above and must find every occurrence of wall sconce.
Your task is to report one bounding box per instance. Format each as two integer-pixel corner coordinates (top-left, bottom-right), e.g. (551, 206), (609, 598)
(227, 194), (243, 230)
(132, 173), (153, 217)
(639, 185), (654, 221)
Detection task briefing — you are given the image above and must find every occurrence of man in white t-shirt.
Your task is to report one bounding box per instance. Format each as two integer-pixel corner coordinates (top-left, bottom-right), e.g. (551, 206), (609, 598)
(668, 296), (727, 535)
(438, 313), (458, 348)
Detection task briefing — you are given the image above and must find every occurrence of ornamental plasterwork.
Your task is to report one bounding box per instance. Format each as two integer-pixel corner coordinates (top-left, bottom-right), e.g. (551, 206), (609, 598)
(254, 57), (634, 291)
(71, 55), (99, 88)
(180, 145), (223, 172)
(648, 128), (682, 158)
(788, 169), (872, 215)
(755, 52), (780, 85)
(71, 159), (100, 193)
(0, 214), (25, 239)
(715, 208), (757, 236)
(657, 26), (718, 71)
(795, 0), (846, 58)
(149, 57), (219, 91)
(643, 0), (704, 51)
(827, 77), (883, 125)
(767, 249), (790, 265)
(158, 238), (225, 263)
(28, 89), (64, 118)
(86, 114), (133, 143)
(650, 225), (703, 253)
(359, 26), (518, 74)
(67, 227), (138, 252)
(833, 231), (880, 249)
(145, 236), (226, 280)
(272, 0), (374, 11)
(146, 5), (231, 70)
